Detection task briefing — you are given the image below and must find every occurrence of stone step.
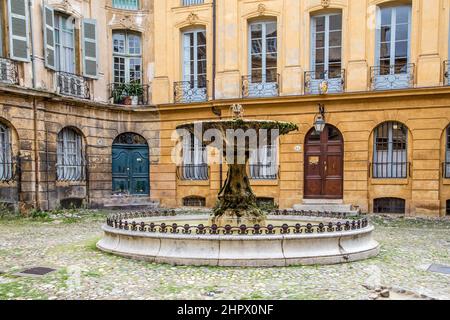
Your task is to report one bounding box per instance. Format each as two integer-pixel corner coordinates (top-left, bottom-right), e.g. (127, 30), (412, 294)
(293, 203), (360, 214)
(104, 195), (160, 210)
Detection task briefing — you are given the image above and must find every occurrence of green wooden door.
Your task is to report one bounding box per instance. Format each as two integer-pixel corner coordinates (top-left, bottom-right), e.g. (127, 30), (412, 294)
(112, 145), (149, 195)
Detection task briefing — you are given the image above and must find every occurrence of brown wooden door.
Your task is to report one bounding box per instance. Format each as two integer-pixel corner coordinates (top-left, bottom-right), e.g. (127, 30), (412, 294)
(304, 125), (343, 199)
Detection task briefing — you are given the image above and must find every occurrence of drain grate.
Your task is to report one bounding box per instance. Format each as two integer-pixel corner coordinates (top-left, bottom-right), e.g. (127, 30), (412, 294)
(16, 267), (56, 277)
(427, 264), (450, 275)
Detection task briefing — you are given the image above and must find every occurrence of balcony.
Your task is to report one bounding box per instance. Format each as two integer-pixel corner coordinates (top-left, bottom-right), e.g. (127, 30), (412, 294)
(304, 70), (345, 95)
(0, 57), (19, 85)
(370, 64), (415, 91)
(182, 0), (204, 6)
(241, 74), (280, 99)
(370, 162), (411, 179)
(177, 164), (209, 181)
(174, 80), (208, 104)
(109, 82), (150, 106)
(249, 164), (279, 180)
(444, 61), (450, 86)
(56, 72), (90, 100)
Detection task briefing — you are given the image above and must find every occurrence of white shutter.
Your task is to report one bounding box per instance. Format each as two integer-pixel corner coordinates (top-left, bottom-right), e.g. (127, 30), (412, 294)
(7, 0), (30, 62)
(42, 5), (56, 70)
(82, 19), (98, 78)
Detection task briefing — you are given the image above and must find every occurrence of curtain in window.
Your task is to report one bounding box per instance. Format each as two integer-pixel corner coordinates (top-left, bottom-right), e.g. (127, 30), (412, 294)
(0, 124), (13, 181)
(182, 133), (207, 180)
(249, 142), (278, 180)
(183, 29), (207, 87)
(57, 128), (84, 181)
(249, 21), (277, 83)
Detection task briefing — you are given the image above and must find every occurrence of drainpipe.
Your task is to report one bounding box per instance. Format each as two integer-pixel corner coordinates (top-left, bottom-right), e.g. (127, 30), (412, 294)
(212, 0), (217, 101)
(28, 0), (36, 89)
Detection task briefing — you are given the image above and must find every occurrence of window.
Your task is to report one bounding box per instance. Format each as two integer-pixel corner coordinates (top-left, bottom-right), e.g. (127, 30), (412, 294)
(182, 29), (207, 86)
(181, 133), (208, 180)
(373, 122), (408, 178)
(183, 196), (206, 207)
(249, 142), (278, 180)
(113, 31), (142, 84)
(377, 6), (411, 74)
(57, 128), (85, 181)
(256, 197), (275, 208)
(249, 21), (277, 84)
(182, 0), (204, 6)
(0, 123), (13, 181)
(447, 200), (450, 216)
(374, 198), (406, 214)
(311, 13), (342, 79)
(112, 0), (139, 10)
(445, 126), (450, 178)
(54, 13), (75, 73)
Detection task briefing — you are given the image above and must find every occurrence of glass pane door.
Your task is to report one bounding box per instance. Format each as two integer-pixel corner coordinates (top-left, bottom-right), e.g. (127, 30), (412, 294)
(249, 21), (277, 83)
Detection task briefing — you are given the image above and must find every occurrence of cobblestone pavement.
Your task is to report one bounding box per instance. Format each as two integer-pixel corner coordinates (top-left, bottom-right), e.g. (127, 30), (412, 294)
(0, 212), (449, 300)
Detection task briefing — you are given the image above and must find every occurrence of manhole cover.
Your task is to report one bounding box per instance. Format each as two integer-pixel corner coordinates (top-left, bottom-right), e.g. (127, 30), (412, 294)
(427, 264), (450, 275)
(16, 267), (56, 277)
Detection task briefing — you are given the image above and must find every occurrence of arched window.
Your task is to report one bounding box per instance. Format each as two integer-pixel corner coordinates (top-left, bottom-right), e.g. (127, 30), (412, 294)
(0, 123), (13, 181)
(374, 198), (406, 214)
(373, 121), (408, 178)
(445, 126), (450, 178)
(183, 196), (206, 207)
(57, 128), (85, 181)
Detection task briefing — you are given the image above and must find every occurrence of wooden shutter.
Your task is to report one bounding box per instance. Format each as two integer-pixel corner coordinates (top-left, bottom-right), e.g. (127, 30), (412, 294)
(82, 19), (98, 78)
(7, 0), (30, 62)
(42, 4), (55, 70)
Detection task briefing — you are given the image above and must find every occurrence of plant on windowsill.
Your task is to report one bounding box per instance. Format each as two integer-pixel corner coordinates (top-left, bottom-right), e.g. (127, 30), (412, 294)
(112, 81), (143, 106)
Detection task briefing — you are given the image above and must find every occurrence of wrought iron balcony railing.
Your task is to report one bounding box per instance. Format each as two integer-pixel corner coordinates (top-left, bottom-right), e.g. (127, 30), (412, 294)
(177, 164), (209, 181)
(241, 74), (280, 98)
(369, 162), (411, 179)
(444, 61), (450, 86)
(249, 164), (279, 180)
(0, 57), (19, 85)
(0, 159), (19, 183)
(56, 161), (87, 182)
(174, 80), (208, 104)
(370, 63), (415, 91)
(109, 82), (150, 106)
(56, 71), (90, 99)
(304, 69), (345, 95)
(443, 162), (450, 179)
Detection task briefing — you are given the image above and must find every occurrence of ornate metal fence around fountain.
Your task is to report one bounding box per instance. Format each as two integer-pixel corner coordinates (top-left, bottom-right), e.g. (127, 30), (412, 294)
(105, 210), (369, 236)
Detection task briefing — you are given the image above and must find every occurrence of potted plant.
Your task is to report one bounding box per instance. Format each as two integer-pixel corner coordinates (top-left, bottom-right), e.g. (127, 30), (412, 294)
(112, 83), (128, 104)
(127, 81), (144, 106)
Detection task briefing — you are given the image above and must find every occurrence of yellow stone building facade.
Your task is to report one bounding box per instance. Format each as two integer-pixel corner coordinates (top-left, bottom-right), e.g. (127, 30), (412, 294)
(1, 0), (450, 217)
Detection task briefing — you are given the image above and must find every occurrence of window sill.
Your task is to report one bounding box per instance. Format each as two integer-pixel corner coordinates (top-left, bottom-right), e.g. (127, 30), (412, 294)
(56, 180), (87, 187)
(250, 179), (279, 186)
(442, 179), (450, 185)
(370, 178), (409, 185)
(177, 180), (210, 187)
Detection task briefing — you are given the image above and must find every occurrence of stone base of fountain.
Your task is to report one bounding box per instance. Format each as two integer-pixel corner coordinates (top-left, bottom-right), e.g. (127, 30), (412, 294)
(97, 213), (380, 267)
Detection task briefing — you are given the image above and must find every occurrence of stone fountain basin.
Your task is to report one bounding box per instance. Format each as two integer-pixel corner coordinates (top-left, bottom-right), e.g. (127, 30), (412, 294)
(97, 215), (380, 267)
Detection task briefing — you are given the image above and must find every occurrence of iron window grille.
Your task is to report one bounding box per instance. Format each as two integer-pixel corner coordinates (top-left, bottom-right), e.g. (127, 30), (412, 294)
(183, 196), (206, 207)
(0, 124), (16, 182)
(374, 198), (406, 214)
(372, 121), (409, 179)
(56, 128), (86, 182)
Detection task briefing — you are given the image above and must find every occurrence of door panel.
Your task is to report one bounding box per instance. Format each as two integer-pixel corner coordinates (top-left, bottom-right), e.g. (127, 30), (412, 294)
(304, 125), (343, 199)
(112, 145), (149, 195)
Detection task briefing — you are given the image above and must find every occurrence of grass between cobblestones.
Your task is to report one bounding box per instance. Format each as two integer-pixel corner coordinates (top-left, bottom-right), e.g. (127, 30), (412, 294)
(0, 210), (449, 300)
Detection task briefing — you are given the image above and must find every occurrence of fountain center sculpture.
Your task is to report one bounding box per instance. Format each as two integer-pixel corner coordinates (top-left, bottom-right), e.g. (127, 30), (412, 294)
(177, 104), (298, 227)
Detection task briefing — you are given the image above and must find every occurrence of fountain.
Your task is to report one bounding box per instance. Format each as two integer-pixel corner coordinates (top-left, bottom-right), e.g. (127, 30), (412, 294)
(97, 105), (380, 267)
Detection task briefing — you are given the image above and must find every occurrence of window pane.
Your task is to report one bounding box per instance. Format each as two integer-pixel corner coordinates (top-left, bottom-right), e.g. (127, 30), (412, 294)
(381, 26), (391, 42)
(315, 48), (325, 64)
(266, 53), (277, 68)
(329, 31), (341, 47)
(395, 41), (407, 58)
(251, 54), (263, 69)
(395, 24), (408, 41)
(266, 22), (277, 38)
(329, 47), (341, 63)
(251, 24), (262, 39)
(251, 39), (262, 54)
(197, 31), (206, 46)
(266, 38), (277, 53)
(396, 6), (410, 24)
(315, 16), (325, 32)
(381, 8), (392, 26)
(329, 14), (342, 30)
(315, 32), (325, 48)
(380, 43), (391, 59)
